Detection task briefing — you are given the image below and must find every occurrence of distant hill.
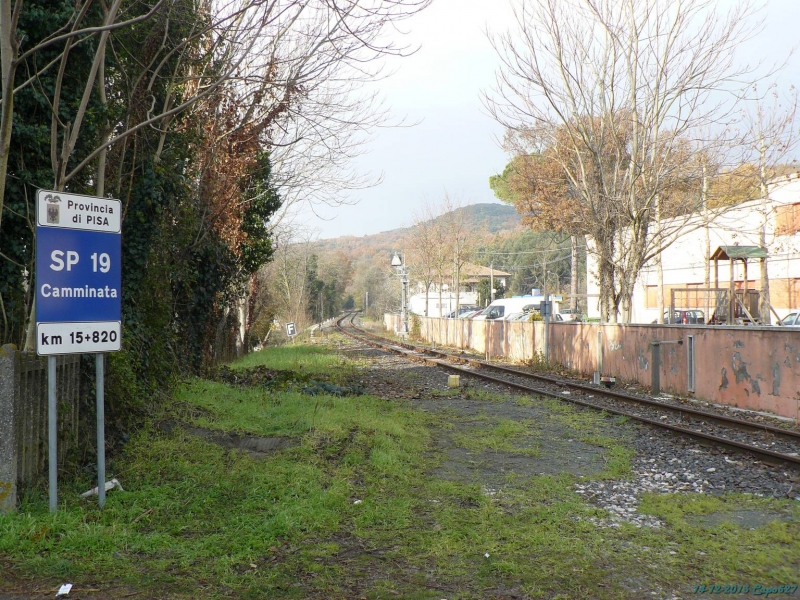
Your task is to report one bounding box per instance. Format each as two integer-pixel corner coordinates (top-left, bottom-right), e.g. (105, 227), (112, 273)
(312, 203), (523, 258)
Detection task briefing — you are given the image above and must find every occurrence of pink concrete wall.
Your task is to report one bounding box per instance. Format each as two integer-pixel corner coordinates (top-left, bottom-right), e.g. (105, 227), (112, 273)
(383, 314), (800, 421)
(419, 317), (546, 360)
(550, 323), (800, 421)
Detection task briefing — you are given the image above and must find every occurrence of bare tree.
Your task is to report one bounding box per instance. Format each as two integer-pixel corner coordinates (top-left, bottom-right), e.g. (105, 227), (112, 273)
(259, 226), (318, 332)
(1, 0), (431, 231)
(406, 210), (438, 316)
(738, 84), (799, 323)
(486, 0), (763, 322)
(0, 0), (167, 228)
(346, 255), (392, 321)
(406, 200), (451, 317)
(441, 194), (472, 316)
(9, 0), (432, 349)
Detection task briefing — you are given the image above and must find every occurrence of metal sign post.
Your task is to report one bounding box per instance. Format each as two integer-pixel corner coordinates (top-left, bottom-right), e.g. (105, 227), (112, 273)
(36, 190), (122, 511)
(96, 354), (106, 507)
(541, 299), (552, 362)
(47, 356), (57, 512)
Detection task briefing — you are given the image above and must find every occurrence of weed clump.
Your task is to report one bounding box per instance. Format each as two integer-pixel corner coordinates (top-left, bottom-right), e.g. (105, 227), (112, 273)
(210, 364), (364, 396)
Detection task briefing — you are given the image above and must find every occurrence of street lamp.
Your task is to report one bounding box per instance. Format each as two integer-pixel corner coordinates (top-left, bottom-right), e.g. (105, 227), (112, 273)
(391, 252), (409, 336)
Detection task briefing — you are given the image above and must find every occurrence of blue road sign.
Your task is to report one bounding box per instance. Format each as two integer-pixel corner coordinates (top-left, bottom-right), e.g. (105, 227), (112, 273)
(36, 191), (122, 355)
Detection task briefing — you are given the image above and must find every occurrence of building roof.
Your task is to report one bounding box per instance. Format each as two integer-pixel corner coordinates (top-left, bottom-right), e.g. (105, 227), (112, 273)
(461, 262), (512, 277)
(710, 245), (768, 260)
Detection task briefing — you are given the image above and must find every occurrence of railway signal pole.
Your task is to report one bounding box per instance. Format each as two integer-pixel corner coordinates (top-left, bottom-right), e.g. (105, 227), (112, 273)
(391, 252), (409, 335)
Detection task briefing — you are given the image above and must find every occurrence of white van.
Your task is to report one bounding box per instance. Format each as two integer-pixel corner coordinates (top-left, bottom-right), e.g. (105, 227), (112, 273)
(473, 296), (558, 321)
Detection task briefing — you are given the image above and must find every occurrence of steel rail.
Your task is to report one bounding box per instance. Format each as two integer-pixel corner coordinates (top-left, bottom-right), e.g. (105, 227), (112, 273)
(335, 313), (800, 470)
(347, 314), (800, 441)
(394, 336), (800, 442)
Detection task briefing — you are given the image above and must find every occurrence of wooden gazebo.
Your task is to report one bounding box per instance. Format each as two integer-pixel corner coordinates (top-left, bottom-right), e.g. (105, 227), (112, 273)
(710, 245), (767, 324)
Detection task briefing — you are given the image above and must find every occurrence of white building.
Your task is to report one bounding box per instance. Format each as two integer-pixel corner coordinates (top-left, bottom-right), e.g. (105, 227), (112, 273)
(408, 262), (511, 317)
(409, 291), (478, 317)
(586, 174), (800, 323)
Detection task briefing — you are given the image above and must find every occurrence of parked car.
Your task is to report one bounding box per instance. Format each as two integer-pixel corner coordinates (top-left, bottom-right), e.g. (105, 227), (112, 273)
(461, 309), (484, 319)
(473, 297), (544, 321)
(558, 308), (583, 321)
(780, 312), (800, 326)
(445, 305), (479, 319)
(651, 309), (705, 325)
(506, 311), (562, 322)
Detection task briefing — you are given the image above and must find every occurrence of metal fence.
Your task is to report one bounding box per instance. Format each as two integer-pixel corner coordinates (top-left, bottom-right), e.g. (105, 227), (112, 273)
(1, 345), (82, 511)
(17, 352), (81, 482)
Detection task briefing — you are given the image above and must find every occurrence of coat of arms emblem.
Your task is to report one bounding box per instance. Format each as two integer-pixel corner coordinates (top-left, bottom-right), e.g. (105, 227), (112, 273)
(45, 194), (61, 224)
(47, 204), (60, 223)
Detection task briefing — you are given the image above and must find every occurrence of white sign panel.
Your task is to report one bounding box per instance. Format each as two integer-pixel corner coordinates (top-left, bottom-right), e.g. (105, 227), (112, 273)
(36, 322), (122, 355)
(37, 190), (121, 233)
(285, 322), (297, 337)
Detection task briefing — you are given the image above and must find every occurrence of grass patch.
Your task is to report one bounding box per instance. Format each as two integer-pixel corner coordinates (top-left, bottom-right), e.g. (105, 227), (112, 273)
(540, 398), (634, 479)
(428, 387), (510, 403)
(0, 344), (427, 598)
(632, 493), (800, 585)
(451, 418), (540, 456)
(175, 379), (403, 438)
(228, 343), (351, 376)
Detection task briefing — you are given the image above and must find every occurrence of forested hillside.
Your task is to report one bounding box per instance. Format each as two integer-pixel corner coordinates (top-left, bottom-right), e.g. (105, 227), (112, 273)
(313, 203), (522, 258)
(252, 202), (587, 338)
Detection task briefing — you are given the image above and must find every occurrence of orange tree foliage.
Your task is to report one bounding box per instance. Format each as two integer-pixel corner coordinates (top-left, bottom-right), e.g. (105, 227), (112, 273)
(181, 87), (286, 365)
(491, 121), (713, 321)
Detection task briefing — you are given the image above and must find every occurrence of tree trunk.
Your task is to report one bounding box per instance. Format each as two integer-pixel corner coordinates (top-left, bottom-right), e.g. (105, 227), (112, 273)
(656, 254), (664, 323)
(54, 0), (121, 188)
(759, 141), (771, 324)
(599, 254), (613, 323)
(0, 0), (17, 231)
(95, 19), (109, 198)
(570, 235), (578, 312)
(454, 260), (460, 317)
(702, 162), (711, 322)
(655, 194), (664, 323)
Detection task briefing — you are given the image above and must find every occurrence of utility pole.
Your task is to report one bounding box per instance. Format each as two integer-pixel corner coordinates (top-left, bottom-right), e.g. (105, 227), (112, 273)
(570, 235), (578, 312)
(490, 262), (494, 303)
(454, 249), (460, 317)
(543, 256), (550, 363)
(401, 265), (409, 335)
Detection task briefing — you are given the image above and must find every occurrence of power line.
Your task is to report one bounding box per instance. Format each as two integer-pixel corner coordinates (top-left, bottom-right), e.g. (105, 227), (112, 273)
(478, 247), (582, 256)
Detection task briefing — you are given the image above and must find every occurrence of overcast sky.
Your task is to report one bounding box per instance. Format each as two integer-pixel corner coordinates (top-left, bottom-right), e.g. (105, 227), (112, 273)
(296, 0), (800, 240)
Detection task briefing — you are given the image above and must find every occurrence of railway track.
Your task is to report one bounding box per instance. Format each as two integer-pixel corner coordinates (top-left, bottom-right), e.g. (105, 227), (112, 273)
(335, 312), (800, 470)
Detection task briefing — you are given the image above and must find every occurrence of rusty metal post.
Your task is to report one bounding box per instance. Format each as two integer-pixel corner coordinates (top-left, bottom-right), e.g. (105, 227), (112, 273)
(651, 339), (684, 397)
(651, 342), (661, 396)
